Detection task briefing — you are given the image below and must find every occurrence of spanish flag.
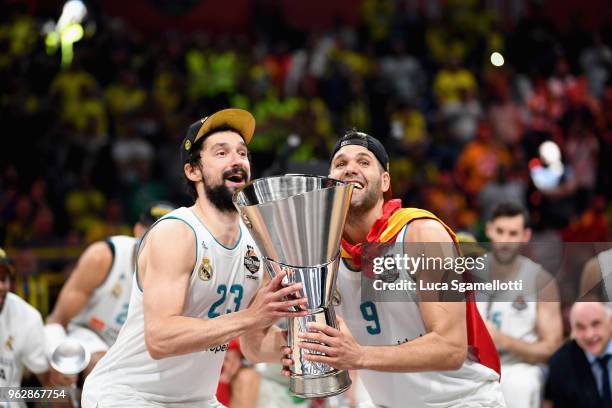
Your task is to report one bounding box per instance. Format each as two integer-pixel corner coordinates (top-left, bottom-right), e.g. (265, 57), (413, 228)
(341, 199), (501, 377)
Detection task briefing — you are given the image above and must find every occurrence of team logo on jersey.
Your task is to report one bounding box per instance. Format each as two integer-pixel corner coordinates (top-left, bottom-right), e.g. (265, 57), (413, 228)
(378, 254), (399, 283)
(512, 295), (527, 311)
(244, 245), (260, 278)
(332, 289), (341, 306)
(4, 336), (13, 351)
(112, 282), (122, 298)
(198, 257), (213, 281)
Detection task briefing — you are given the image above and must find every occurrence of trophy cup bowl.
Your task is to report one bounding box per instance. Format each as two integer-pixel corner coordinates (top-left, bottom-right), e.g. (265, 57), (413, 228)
(50, 338), (91, 408)
(234, 174), (353, 398)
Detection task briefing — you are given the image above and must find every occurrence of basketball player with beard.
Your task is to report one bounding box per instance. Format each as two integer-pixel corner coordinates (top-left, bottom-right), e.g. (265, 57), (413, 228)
(83, 109), (308, 407)
(477, 201), (562, 408)
(282, 131), (506, 407)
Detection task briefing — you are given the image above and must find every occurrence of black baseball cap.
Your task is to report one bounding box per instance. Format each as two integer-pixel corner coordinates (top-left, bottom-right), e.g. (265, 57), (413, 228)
(139, 201), (176, 226)
(181, 108), (256, 163)
(330, 131), (392, 200)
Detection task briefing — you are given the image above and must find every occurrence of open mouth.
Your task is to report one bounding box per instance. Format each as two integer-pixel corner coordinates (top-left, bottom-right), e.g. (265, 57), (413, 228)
(225, 171), (247, 185)
(345, 180), (364, 190)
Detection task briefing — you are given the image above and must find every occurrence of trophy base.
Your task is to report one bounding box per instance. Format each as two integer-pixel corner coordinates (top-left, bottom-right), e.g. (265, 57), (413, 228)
(290, 370), (352, 399)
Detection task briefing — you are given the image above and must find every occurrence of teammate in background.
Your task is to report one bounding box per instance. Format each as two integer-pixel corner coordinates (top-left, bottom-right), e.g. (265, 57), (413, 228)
(580, 247), (612, 302)
(83, 108), (307, 407)
(0, 247), (51, 406)
(44, 201), (175, 387)
(283, 131), (506, 407)
(477, 201), (562, 408)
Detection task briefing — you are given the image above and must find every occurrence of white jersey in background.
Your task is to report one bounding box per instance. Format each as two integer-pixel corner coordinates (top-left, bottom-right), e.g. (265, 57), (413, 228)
(0, 293), (48, 408)
(335, 225), (505, 408)
(69, 235), (136, 351)
(598, 248), (612, 302)
(476, 255), (542, 408)
(476, 255), (540, 365)
(82, 207), (263, 407)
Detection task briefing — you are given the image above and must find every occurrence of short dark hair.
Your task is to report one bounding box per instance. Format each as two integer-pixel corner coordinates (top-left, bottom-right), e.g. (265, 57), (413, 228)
(182, 125), (244, 200)
(490, 201), (530, 228)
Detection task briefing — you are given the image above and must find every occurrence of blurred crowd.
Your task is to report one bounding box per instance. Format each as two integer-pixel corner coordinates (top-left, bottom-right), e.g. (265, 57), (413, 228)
(1, 0), (611, 250)
(1, 1), (612, 407)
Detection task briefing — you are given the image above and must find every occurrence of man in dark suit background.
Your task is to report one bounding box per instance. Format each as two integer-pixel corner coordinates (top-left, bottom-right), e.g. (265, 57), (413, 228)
(544, 302), (612, 408)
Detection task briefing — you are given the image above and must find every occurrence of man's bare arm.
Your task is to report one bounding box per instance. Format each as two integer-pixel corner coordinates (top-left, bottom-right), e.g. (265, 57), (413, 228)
(361, 220), (467, 371)
(297, 219), (467, 372)
(579, 257), (603, 301)
(46, 241), (113, 327)
(143, 220), (306, 359)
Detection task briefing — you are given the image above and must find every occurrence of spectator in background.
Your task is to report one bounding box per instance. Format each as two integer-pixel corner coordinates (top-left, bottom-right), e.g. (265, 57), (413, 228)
(424, 170), (476, 231)
(456, 122), (511, 198)
(380, 39), (426, 106)
(433, 57), (477, 107)
(390, 102), (429, 152)
(487, 70), (525, 146)
(477, 201), (563, 408)
(439, 85), (483, 146)
(478, 165), (527, 223)
(580, 31), (612, 99)
(544, 302), (612, 408)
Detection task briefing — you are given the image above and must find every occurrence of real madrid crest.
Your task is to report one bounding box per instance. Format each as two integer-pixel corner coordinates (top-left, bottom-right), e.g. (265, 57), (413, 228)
(198, 257), (213, 281)
(5, 335), (13, 351)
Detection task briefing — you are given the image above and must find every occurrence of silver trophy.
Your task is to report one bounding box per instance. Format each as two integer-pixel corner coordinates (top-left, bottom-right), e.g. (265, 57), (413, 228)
(50, 338), (91, 408)
(234, 174), (353, 398)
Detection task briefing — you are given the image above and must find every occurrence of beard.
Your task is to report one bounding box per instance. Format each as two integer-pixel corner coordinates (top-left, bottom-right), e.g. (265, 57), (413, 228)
(202, 166), (249, 213)
(347, 178), (381, 224)
(492, 245), (521, 265)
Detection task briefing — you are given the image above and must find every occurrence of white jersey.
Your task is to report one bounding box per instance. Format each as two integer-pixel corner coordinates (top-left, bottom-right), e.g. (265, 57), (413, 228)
(476, 255), (540, 365)
(335, 225), (504, 408)
(598, 248), (612, 302)
(0, 293), (48, 408)
(71, 235), (136, 346)
(83, 207), (263, 407)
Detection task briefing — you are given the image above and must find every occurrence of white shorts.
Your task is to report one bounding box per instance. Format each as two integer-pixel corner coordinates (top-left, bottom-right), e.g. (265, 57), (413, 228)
(67, 324), (109, 355)
(499, 363), (543, 408)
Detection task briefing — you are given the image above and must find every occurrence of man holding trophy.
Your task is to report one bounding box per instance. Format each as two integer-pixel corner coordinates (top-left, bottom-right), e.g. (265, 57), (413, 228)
(278, 131), (507, 407)
(82, 109), (309, 407)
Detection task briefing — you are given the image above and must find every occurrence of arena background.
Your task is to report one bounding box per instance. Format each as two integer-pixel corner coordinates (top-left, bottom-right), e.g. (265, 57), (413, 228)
(1, 0), (611, 405)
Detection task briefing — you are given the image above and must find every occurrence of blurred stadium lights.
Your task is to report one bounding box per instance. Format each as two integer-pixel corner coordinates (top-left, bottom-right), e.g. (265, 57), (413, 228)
(42, 0), (89, 68)
(490, 51), (505, 67)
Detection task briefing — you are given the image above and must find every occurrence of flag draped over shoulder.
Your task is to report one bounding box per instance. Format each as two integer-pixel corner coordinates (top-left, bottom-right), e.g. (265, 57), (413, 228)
(340, 199), (501, 377)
